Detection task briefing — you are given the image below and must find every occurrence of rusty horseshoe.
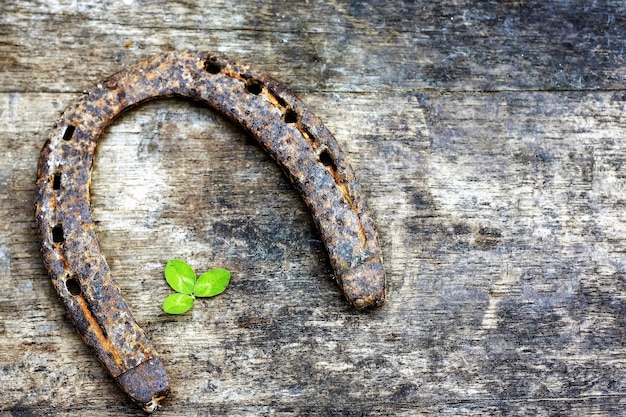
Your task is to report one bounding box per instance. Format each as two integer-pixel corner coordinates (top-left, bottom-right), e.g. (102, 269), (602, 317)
(35, 51), (385, 412)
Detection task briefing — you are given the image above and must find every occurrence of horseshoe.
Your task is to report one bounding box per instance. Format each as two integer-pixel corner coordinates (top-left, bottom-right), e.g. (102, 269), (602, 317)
(34, 50), (385, 412)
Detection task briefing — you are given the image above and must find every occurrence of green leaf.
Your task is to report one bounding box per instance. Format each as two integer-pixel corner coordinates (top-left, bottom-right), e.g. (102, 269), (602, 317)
(162, 293), (195, 314)
(164, 259), (196, 294)
(194, 268), (231, 297)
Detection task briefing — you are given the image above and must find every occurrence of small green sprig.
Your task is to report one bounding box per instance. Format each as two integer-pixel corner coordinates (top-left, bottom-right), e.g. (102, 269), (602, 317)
(162, 259), (230, 314)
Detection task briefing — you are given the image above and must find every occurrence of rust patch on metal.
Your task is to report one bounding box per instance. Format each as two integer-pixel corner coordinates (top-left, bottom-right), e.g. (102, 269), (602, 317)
(35, 50), (385, 411)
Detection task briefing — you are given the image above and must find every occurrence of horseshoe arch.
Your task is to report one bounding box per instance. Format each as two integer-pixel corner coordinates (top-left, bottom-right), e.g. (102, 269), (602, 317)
(35, 51), (385, 412)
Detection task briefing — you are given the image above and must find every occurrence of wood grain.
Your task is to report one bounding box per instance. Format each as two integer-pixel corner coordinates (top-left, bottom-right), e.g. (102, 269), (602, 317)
(2, 1), (626, 416)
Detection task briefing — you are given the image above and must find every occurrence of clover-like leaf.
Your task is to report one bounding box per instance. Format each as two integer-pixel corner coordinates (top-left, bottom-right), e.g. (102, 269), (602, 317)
(164, 259), (196, 295)
(194, 268), (231, 297)
(162, 293), (195, 314)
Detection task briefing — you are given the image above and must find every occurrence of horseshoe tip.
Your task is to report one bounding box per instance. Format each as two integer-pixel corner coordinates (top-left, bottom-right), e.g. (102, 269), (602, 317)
(339, 256), (386, 309)
(115, 357), (171, 413)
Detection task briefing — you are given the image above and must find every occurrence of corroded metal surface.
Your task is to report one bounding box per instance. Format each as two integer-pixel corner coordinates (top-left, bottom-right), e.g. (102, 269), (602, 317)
(35, 51), (385, 411)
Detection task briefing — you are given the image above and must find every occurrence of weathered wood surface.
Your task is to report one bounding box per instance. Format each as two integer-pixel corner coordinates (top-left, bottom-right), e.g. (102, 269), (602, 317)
(2, 1), (626, 416)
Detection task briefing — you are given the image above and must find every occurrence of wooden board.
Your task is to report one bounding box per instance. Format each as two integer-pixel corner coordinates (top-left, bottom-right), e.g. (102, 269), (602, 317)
(2, 1), (626, 415)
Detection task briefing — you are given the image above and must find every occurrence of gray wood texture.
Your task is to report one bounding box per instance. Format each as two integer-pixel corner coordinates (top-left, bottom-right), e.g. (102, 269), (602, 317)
(2, 1), (626, 416)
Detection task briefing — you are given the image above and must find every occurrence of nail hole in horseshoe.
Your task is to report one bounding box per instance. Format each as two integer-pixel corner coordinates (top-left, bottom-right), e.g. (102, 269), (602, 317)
(65, 276), (82, 296)
(318, 148), (334, 167)
(284, 109), (298, 124)
(52, 224), (65, 243)
(204, 57), (222, 74)
(62, 125), (76, 141)
(245, 79), (263, 95)
(53, 173), (62, 190)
